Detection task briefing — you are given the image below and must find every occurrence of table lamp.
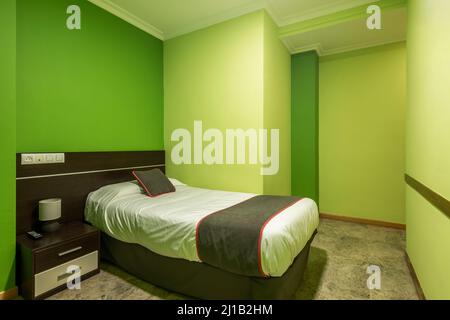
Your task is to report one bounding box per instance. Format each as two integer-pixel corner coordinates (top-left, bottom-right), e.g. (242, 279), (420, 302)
(39, 198), (61, 232)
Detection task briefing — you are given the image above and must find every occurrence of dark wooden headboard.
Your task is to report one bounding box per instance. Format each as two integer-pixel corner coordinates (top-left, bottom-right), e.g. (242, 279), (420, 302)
(16, 151), (165, 234)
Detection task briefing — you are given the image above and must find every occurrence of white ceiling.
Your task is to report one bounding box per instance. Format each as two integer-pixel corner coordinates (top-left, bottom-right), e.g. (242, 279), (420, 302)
(88, 0), (406, 56)
(89, 0), (376, 40)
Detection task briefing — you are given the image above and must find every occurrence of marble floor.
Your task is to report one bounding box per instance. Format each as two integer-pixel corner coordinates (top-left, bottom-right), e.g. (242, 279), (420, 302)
(48, 219), (419, 300)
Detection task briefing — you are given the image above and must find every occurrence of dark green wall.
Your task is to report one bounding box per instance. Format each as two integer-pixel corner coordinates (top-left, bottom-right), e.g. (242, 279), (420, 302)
(17, 0), (164, 152)
(0, 0), (16, 292)
(291, 51), (319, 202)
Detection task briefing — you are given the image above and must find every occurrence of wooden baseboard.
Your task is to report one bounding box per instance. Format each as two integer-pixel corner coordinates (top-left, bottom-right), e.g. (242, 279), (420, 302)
(405, 252), (426, 300)
(320, 212), (406, 230)
(0, 287), (18, 300)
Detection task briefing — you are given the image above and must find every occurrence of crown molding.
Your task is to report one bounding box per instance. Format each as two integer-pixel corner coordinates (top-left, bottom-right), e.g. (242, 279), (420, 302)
(285, 40), (324, 56)
(279, 0), (406, 38)
(88, 0), (165, 40)
(278, 0), (375, 27)
(320, 37), (406, 56)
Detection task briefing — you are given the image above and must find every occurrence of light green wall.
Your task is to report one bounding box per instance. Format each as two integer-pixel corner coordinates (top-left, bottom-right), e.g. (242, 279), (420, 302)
(17, 0), (164, 152)
(319, 43), (406, 224)
(0, 0), (16, 292)
(406, 187), (450, 299)
(164, 11), (264, 193)
(262, 12), (291, 196)
(406, 0), (450, 299)
(291, 51), (319, 202)
(165, 10), (290, 194)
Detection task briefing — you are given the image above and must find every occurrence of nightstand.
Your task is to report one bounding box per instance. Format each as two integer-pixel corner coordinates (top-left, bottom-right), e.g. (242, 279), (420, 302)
(16, 222), (100, 300)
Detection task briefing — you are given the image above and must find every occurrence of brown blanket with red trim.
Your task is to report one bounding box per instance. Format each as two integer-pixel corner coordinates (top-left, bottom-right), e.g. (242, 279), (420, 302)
(196, 195), (301, 278)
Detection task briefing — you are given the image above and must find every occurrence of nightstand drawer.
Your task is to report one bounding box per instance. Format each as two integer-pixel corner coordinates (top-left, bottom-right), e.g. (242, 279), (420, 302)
(34, 233), (99, 273)
(34, 251), (98, 298)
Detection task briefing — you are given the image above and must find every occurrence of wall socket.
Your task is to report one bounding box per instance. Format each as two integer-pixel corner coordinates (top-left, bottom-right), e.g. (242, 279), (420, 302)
(21, 153), (65, 165)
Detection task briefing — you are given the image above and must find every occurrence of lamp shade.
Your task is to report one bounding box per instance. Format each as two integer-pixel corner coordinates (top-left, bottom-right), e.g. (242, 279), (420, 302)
(39, 198), (61, 221)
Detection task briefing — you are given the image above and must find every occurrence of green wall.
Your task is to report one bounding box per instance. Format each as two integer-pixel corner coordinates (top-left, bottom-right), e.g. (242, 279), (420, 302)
(262, 12), (291, 196)
(0, 0), (16, 293)
(319, 43), (406, 224)
(165, 10), (290, 194)
(291, 51), (319, 202)
(406, 0), (450, 299)
(3, 0), (164, 292)
(17, 0), (164, 152)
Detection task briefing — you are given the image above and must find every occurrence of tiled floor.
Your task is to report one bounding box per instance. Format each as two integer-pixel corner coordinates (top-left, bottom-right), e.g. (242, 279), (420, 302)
(48, 219), (419, 300)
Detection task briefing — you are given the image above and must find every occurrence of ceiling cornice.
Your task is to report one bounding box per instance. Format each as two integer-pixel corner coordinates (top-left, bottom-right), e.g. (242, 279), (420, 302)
(319, 37), (406, 56)
(279, 0), (406, 38)
(292, 37), (406, 57)
(277, 0), (376, 27)
(283, 40), (325, 56)
(88, 0), (165, 40)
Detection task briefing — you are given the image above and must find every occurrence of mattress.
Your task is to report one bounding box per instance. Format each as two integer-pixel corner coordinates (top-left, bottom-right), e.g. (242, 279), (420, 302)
(84, 180), (319, 277)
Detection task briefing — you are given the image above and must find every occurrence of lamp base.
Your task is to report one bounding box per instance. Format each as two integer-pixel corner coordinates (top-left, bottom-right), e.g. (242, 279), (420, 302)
(40, 220), (61, 233)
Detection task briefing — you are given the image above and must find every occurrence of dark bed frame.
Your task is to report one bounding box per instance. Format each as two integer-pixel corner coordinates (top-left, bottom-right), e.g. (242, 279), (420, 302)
(16, 151), (315, 300)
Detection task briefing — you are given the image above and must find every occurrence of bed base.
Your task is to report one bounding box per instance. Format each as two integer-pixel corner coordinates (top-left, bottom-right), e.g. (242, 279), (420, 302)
(101, 232), (316, 300)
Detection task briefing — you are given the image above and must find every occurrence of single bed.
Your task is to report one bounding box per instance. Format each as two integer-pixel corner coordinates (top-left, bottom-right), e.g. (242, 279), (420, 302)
(85, 179), (319, 299)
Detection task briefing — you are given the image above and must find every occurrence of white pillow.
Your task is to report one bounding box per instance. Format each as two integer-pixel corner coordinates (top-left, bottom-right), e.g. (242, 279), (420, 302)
(168, 178), (186, 186)
(99, 181), (142, 197)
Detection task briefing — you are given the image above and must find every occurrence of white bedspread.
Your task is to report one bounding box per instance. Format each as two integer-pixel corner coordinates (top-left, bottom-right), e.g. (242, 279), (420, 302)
(85, 181), (319, 277)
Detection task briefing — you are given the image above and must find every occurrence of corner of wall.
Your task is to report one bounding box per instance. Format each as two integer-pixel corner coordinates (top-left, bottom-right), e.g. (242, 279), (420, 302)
(262, 10), (291, 196)
(0, 0), (17, 292)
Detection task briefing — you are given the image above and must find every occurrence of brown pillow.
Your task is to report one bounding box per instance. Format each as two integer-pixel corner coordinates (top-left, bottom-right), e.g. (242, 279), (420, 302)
(132, 169), (175, 197)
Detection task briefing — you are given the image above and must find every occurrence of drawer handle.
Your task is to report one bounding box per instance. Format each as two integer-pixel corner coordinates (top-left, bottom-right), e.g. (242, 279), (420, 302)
(58, 246), (83, 257)
(57, 267), (83, 281)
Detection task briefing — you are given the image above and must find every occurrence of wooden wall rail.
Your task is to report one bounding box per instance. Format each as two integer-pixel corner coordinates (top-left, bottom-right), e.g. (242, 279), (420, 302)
(405, 174), (450, 219)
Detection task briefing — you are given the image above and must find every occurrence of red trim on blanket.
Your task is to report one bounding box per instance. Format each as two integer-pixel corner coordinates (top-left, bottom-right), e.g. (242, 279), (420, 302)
(195, 196), (259, 262)
(257, 198), (304, 278)
(132, 171), (175, 198)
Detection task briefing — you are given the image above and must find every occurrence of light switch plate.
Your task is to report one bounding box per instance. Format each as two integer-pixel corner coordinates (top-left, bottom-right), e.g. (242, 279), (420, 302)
(21, 153), (65, 165)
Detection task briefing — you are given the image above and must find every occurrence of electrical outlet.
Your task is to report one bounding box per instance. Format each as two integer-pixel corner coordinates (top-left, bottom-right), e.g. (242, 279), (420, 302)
(21, 154), (34, 165)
